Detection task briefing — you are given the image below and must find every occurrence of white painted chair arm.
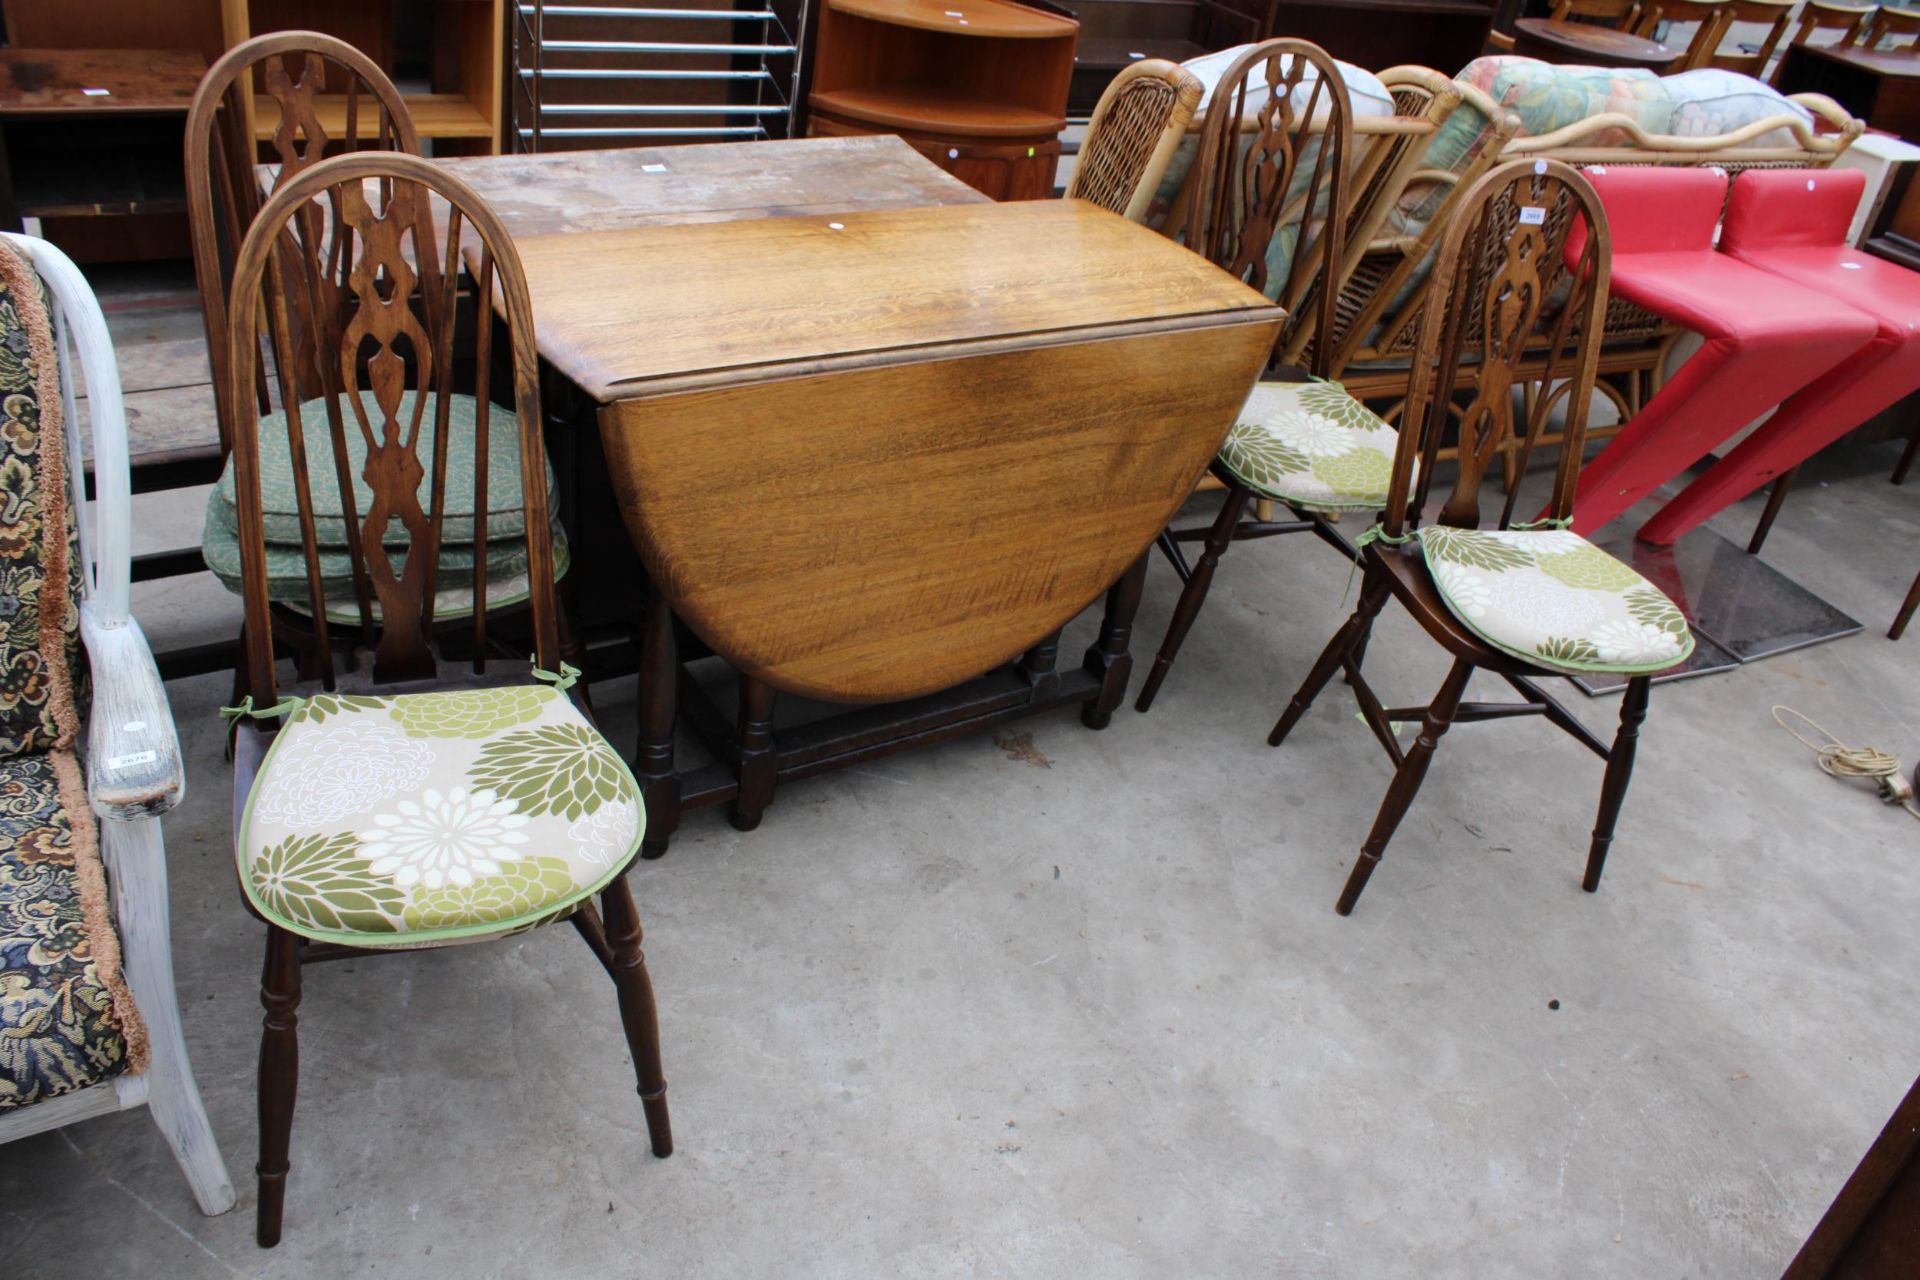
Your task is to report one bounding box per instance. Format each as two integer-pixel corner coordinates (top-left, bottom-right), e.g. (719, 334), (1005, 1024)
(80, 600), (185, 820)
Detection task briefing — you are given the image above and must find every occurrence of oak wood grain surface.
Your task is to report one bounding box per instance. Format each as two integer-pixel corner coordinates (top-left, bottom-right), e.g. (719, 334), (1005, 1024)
(600, 319), (1282, 701)
(511, 197), (1281, 401)
(435, 134), (986, 238)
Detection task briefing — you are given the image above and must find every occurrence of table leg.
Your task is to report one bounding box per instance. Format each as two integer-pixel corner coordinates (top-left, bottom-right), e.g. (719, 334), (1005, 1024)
(635, 585), (680, 860)
(0, 126), (21, 234)
(1021, 629), (1062, 699)
(731, 676), (777, 831)
(1080, 553), (1148, 730)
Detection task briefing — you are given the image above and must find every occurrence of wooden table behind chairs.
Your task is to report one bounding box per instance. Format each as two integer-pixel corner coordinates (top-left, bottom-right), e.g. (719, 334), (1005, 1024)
(1778, 42), (1920, 143)
(449, 135), (1284, 856)
(1510, 17), (1683, 69)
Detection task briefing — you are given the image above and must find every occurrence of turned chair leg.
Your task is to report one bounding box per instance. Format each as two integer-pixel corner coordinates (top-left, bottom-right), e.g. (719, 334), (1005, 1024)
(256, 926), (302, 1247)
(601, 876), (673, 1158)
(1584, 675), (1651, 892)
(1892, 565), (1920, 640)
(1337, 658), (1472, 916)
(1748, 468), (1795, 555)
(1269, 576), (1389, 748)
(1135, 483), (1252, 713)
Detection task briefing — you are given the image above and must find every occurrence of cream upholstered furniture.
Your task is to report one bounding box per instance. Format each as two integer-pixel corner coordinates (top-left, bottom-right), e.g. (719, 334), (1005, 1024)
(1067, 59), (1204, 222)
(1269, 160), (1694, 916)
(0, 233), (235, 1216)
(221, 151), (671, 1247)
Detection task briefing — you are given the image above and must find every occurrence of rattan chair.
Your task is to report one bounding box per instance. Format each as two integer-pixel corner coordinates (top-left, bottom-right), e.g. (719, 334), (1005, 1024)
(1068, 60), (1204, 222)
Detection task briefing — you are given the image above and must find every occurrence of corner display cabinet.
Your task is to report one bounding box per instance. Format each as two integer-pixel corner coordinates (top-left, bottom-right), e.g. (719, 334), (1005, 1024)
(806, 0), (1079, 200)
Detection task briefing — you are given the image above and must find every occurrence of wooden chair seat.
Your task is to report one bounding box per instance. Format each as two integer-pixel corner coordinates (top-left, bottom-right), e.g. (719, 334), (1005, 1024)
(1217, 378), (1407, 510)
(237, 682), (642, 947)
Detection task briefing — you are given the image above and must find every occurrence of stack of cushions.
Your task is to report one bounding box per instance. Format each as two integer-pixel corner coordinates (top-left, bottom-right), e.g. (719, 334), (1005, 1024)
(1390, 59), (1819, 239)
(202, 390), (568, 623)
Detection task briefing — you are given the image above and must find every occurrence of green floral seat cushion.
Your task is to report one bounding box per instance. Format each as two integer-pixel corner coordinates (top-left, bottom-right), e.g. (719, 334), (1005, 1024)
(1418, 526), (1696, 674)
(200, 498), (570, 620)
(1215, 379), (1409, 511)
(211, 392), (556, 548)
(238, 684), (643, 949)
(0, 753), (137, 1109)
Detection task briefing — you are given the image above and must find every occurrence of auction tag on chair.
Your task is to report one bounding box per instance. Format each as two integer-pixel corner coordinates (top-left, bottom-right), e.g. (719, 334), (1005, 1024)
(81, 87), (110, 96)
(107, 750), (158, 770)
(1518, 206), (1546, 226)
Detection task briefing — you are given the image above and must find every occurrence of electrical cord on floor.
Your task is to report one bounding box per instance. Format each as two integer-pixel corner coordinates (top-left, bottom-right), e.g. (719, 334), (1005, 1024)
(1772, 706), (1920, 820)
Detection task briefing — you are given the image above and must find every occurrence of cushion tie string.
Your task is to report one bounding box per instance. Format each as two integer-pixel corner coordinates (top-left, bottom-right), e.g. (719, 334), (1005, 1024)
(1342, 523), (1418, 604)
(218, 695), (302, 725)
(1509, 515), (1573, 532)
(533, 661), (582, 693)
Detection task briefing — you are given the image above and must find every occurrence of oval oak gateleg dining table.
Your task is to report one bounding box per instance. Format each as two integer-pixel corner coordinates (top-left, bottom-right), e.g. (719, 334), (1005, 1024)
(442, 136), (1284, 854)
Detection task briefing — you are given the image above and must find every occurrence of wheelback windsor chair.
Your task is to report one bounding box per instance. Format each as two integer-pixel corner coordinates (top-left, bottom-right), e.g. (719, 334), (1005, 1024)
(1267, 158), (1696, 915)
(220, 151), (671, 1247)
(1134, 37), (1407, 714)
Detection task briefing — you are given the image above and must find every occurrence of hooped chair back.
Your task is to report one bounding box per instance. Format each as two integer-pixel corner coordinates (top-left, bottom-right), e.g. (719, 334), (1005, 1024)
(223, 151), (557, 696)
(187, 31), (421, 456)
(1181, 37), (1352, 379)
(1385, 159), (1613, 538)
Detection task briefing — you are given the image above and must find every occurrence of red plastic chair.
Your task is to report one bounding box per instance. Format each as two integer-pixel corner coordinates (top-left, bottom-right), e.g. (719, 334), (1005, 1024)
(1565, 166), (1878, 535)
(1638, 168), (1920, 545)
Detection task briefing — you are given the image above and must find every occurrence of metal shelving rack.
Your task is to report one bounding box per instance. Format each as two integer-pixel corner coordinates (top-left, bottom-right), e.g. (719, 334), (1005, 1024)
(511, 2), (807, 150)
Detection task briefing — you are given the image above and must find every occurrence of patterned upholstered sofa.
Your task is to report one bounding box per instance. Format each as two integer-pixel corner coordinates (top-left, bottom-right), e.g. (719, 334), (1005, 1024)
(1323, 58), (1863, 472)
(0, 234), (233, 1215)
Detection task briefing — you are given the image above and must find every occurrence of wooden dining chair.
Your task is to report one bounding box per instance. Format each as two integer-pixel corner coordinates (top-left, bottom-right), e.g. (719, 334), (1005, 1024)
(187, 30), (421, 462)
(1772, 0), (1875, 84)
(1862, 4), (1920, 49)
(1707, 0), (1797, 75)
(1267, 159), (1696, 915)
(1642, 0), (1739, 68)
(1067, 59), (1204, 222)
(221, 152), (671, 1247)
(1133, 38), (1373, 713)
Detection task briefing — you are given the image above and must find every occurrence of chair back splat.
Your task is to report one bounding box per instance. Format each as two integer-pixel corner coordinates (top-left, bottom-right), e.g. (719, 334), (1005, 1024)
(1388, 159), (1612, 538)
(1181, 38), (1353, 378)
(224, 151), (555, 693)
(186, 32), (421, 459)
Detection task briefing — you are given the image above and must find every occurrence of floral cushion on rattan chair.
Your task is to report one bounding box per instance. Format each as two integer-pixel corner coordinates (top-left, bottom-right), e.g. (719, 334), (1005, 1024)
(238, 684), (642, 948)
(1215, 378), (1409, 511)
(210, 391), (557, 547)
(199, 500), (572, 621)
(1417, 526), (1696, 674)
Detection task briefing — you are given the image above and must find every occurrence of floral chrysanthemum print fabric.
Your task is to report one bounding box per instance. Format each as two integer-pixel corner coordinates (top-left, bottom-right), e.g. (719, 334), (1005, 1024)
(1215, 378), (1410, 511)
(238, 685), (643, 947)
(1417, 526), (1696, 674)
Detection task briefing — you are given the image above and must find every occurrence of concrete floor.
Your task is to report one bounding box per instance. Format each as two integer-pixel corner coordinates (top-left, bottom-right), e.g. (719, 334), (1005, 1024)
(4, 408), (1919, 1274)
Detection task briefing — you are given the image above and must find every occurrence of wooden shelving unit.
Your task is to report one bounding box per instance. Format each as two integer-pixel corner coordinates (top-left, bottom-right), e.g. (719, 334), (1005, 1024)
(807, 0), (1078, 200)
